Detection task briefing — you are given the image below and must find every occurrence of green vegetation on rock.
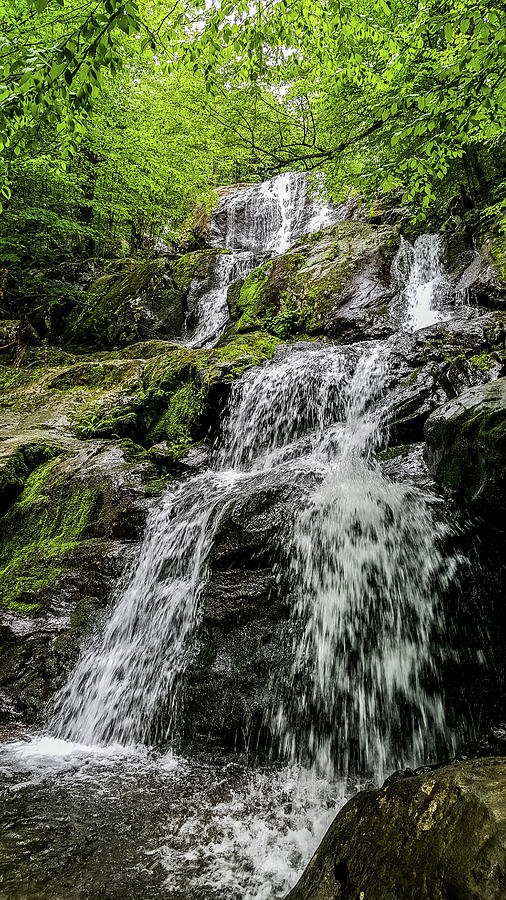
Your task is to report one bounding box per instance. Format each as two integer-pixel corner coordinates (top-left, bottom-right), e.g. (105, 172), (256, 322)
(234, 222), (398, 338)
(425, 377), (506, 513)
(0, 457), (99, 614)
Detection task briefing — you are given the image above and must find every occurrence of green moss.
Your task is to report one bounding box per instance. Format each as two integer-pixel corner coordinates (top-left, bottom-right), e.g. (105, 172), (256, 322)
(172, 249), (224, 291)
(0, 442), (61, 507)
(147, 382), (204, 448)
(489, 236), (506, 281)
(48, 360), (139, 392)
(211, 331), (280, 375)
(0, 364), (47, 395)
(470, 353), (495, 372)
(135, 332), (281, 453)
(0, 464), (99, 614)
(378, 444), (412, 461)
(0, 367), (24, 393)
(17, 457), (61, 505)
(235, 261), (273, 330)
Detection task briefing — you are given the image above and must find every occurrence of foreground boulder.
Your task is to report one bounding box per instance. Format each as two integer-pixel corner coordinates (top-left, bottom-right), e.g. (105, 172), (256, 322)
(424, 377), (506, 518)
(287, 758), (506, 900)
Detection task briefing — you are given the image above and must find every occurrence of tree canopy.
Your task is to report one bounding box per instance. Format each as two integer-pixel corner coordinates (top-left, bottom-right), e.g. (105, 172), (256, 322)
(1, 0), (505, 267)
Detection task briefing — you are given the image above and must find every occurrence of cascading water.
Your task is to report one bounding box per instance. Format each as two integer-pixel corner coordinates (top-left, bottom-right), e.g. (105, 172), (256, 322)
(1, 173), (467, 900)
(185, 251), (256, 348)
(393, 233), (449, 330)
(209, 171), (345, 255)
(52, 473), (238, 745)
(52, 342), (364, 746)
(272, 346), (456, 780)
(184, 172), (343, 349)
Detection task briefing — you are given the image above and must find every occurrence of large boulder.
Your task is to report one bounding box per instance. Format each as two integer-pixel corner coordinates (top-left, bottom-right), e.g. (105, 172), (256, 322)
(176, 468), (318, 751)
(424, 377), (506, 517)
(455, 238), (506, 309)
(230, 221), (400, 341)
(384, 311), (505, 444)
(0, 333), (281, 457)
(287, 758), (506, 900)
(0, 436), (156, 723)
(67, 250), (226, 348)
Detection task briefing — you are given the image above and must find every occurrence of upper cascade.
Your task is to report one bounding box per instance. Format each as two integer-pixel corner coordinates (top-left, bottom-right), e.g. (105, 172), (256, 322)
(184, 172), (351, 348)
(208, 172), (350, 256)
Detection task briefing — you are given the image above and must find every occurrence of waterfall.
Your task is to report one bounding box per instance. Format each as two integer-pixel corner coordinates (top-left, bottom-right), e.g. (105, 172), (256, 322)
(270, 345), (456, 781)
(184, 173), (342, 349)
(50, 176), (458, 787)
(2, 173), (476, 900)
(209, 171), (344, 255)
(392, 233), (449, 330)
(185, 251), (256, 348)
(52, 473), (237, 745)
(51, 344), (362, 746)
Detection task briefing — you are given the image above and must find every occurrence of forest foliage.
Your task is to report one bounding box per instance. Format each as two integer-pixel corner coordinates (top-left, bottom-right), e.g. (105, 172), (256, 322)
(0, 0), (505, 270)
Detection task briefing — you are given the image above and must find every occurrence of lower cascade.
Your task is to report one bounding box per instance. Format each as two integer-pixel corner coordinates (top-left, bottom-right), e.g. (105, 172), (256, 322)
(1, 173), (502, 900)
(53, 333), (457, 783)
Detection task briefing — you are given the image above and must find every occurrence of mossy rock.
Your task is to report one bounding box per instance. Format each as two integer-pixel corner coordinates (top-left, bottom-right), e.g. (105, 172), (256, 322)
(0, 331), (281, 463)
(66, 249), (229, 349)
(424, 376), (506, 517)
(0, 437), (159, 722)
(0, 454), (101, 614)
(287, 758), (506, 900)
(67, 258), (182, 347)
(232, 221), (400, 340)
(0, 440), (61, 508)
(134, 331), (281, 455)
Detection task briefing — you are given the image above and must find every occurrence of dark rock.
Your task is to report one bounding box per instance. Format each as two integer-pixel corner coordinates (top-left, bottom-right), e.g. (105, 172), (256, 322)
(456, 242), (506, 308)
(67, 250), (227, 349)
(424, 377), (506, 518)
(287, 758), (506, 900)
(383, 313), (505, 444)
(176, 469), (318, 751)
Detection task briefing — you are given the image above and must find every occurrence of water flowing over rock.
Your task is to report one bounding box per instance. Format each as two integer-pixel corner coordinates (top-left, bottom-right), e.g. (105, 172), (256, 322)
(52, 187), (464, 775)
(208, 172), (345, 255)
(391, 234), (450, 330)
(184, 251), (256, 347)
(1, 171), (505, 900)
(272, 345), (456, 781)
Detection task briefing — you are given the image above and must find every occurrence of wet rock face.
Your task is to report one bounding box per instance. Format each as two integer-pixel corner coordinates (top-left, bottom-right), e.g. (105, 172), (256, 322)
(424, 377), (506, 519)
(384, 311), (505, 444)
(455, 242), (506, 309)
(69, 257), (184, 347)
(287, 758), (506, 900)
(176, 470), (319, 751)
(232, 221), (399, 340)
(68, 250), (227, 348)
(0, 438), (155, 723)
